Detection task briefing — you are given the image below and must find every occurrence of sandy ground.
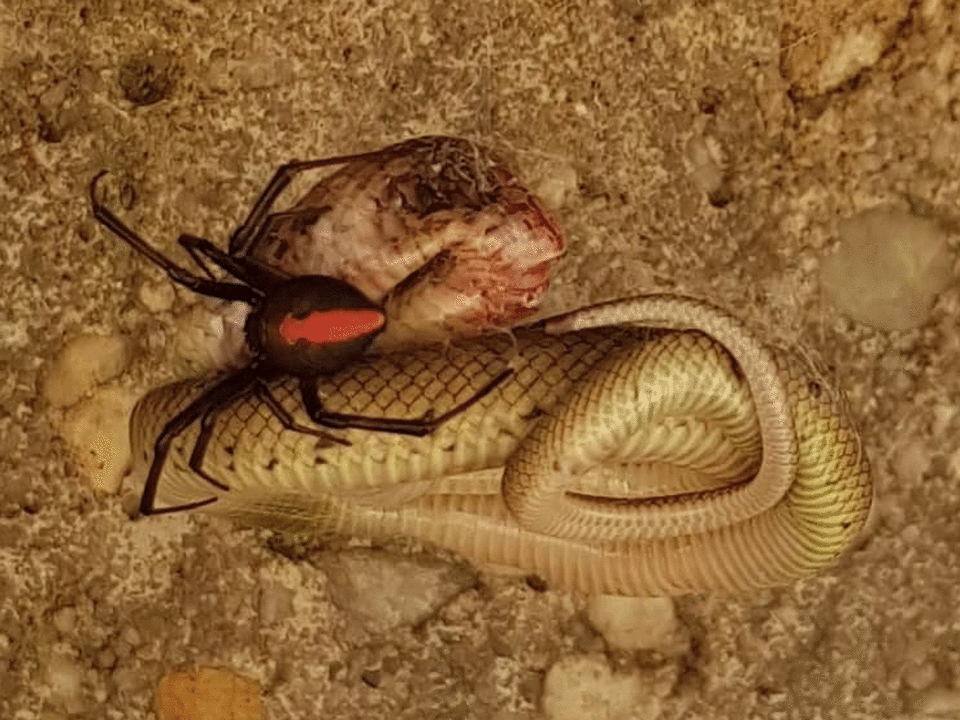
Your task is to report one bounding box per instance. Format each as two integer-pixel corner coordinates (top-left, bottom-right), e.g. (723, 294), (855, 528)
(3, 0), (960, 717)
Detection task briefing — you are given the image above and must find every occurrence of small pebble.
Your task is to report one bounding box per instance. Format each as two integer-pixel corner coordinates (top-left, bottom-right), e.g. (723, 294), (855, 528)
(111, 637), (134, 660)
(92, 682), (109, 704)
(816, 25), (887, 93)
(111, 664), (147, 698)
(42, 333), (130, 407)
(51, 606), (77, 635)
(258, 581), (295, 626)
(120, 626), (142, 648)
(60, 386), (138, 494)
(820, 207), (953, 331)
(534, 160), (578, 209)
(684, 135), (726, 200)
(586, 596), (685, 655)
(139, 280), (176, 313)
(46, 653), (85, 714)
(39, 82), (68, 116)
(903, 660), (938, 691)
(360, 669), (382, 688)
(541, 655), (662, 720)
(94, 648), (117, 671)
(204, 50), (233, 92)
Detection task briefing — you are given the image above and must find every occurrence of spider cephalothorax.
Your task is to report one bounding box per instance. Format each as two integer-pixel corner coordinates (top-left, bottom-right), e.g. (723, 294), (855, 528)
(90, 144), (515, 517)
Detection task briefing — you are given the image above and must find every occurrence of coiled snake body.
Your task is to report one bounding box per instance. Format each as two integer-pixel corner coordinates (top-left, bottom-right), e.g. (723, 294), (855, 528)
(130, 294), (871, 596)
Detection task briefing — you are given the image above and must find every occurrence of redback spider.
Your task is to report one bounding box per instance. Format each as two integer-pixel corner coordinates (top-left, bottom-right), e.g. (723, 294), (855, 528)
(90, 153), (513, 518)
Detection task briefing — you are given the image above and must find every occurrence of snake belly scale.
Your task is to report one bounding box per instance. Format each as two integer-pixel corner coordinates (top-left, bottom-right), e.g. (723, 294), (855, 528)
(130, 295), (872, 596)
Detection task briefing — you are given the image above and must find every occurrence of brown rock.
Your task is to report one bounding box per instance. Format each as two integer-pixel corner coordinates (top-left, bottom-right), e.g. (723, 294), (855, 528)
(155, 667), (263, 720)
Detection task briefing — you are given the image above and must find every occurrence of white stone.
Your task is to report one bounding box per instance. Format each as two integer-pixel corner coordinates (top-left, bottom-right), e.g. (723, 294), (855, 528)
(46, 653), (85, 713)
(542, 655), (662, 720)
(61, 386), (139, 494)
(52, 606), (78, 635)
(816, 25), (885, 93)
(820, 207), (953, 331)
(586, 596), (684, 654)
(0, 317), (28, 348)
(43, 333), (130, 407)
(138, 280), (175, 313)
(903, 660), (938, 691)
(921, 0), (943, 21)
(684, 135), (725, 197)
(534, 160), (578, 210)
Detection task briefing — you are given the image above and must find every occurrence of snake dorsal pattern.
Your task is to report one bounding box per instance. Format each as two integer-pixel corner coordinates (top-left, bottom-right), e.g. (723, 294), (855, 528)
(130, 295), (872, 596)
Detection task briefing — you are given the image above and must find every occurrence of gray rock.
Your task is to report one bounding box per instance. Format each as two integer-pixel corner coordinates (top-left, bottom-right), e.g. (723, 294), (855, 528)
(821, 207), (953, 331)
(317, 548), (477, 632)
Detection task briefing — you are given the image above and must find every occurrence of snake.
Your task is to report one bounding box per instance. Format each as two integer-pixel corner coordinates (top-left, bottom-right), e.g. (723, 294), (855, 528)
(127, 293), (871, 596)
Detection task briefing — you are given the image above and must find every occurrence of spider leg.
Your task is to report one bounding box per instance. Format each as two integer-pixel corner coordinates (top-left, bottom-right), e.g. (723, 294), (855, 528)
(178, 234), (291, 290)
(179, 233), (221, 281)
(90, 173), (260, 304)
(139, 364), (264, 517)
(252, 381), (352, 447)
(228, 149), (391, 257)
(183, 376), (353, 509)
(186, 405), (237, 495)
(297, 368), (514, 437)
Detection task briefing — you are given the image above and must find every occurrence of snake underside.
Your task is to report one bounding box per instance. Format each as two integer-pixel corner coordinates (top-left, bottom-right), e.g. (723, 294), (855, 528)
(129, 297), (872, 597)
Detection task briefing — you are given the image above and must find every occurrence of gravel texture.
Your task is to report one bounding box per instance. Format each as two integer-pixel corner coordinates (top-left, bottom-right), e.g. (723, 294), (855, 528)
(3, 0), (960, 718)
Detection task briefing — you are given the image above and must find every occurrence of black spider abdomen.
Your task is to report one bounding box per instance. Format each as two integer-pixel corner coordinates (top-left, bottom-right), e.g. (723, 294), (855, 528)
(250, 275), (386, 376)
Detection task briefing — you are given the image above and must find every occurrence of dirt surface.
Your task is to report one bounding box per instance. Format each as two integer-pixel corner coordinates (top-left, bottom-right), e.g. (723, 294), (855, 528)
(3, 0), (960, 718)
